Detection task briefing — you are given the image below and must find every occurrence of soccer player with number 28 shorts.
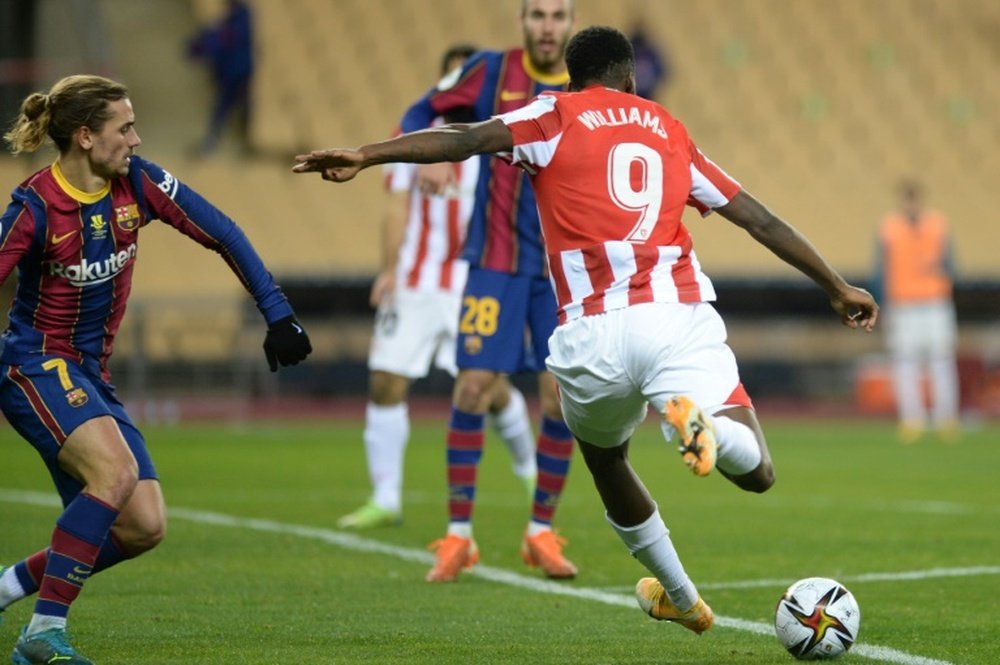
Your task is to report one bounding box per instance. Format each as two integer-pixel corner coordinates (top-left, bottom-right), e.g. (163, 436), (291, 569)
(0, 74), (311, 664)
(339, 139), (538, 528)
(336, 45), (539, 531)
(294, 25), (879, 634)
(393, 0), (579, 582)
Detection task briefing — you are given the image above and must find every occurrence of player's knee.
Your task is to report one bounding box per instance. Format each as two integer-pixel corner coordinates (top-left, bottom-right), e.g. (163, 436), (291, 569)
(118, 516), (167, 555)
(537, 379), (562, 420)
(746, 461), (775, 493)
(135, 521), (166, 553)
(538, 388), (563, 421)
(95, 462), (140, 508)
(369, 371), (409, 405)
(453, 377), (494, 411)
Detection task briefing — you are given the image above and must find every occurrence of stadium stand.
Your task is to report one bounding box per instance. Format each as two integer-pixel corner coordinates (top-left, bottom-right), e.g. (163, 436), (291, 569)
(186, 0), (1000, 281)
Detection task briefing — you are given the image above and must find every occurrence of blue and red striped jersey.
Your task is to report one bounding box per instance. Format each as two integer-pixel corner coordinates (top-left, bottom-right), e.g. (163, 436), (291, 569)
(400, 47), (568, 278)
(0, 155), (293, 381)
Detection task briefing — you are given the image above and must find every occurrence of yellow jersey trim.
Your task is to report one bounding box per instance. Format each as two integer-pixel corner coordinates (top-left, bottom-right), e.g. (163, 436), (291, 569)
(52, 161), (110, 204)
(522, 51), (569, 87)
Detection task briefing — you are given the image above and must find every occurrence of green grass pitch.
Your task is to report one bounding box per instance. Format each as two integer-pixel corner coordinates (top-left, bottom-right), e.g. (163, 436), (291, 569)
(1, 415), (998, 664)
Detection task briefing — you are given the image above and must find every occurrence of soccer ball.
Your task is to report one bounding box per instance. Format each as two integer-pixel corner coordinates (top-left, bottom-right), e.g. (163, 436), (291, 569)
(774, 577), (861, 660)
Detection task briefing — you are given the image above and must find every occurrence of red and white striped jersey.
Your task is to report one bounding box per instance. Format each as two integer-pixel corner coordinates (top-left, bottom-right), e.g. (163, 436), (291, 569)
(497, 86), (741, 324)
(383, 154), (478, 295)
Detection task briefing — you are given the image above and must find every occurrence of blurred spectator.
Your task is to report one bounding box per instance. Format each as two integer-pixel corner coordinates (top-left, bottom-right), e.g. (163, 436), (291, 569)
(187, 0), (254, 155)
(874, 179), (960, 443)
(629, 24), (671, 100)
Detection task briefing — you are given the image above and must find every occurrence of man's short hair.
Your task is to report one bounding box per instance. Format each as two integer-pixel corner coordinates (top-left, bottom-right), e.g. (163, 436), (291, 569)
(565, 26), (634, 89)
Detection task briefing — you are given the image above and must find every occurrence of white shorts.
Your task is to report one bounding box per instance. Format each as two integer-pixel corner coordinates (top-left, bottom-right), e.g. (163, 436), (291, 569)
(886, 300), (957, 361)
(546, 302), (750, 447)
(368, 287), (462, 378)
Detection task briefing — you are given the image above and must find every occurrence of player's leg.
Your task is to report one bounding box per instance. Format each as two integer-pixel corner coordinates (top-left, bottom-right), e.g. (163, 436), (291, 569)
(426, 269), (530, 581)
(107, 479), (166, 557)
(888, 305), (928, 442)
(487, 378), (536, 497)
(343, 289), (441, 528)
(0, 359), (164, 663)
(425, 367), (499, 581)
(338, 370), (411, 528)
(0, 478), (164, 616)
(547, 307), (713, 632)
(0, 402), (161, 618)
(928, 353), (960, 439)
(530, 371), (574, 526)
(101, 414), (166, 558)
(893, 351), (925, 441)
(441, 289), (535, 496)
(927, 301), (960, 440)
(576, 438), (713, 634)
(520, 276), (577, 578)
(708, 405), (775, 493)
(450, 367), (504, 522)
(641, 303), (774, 492)
(11, 416), (135, 665)
(519, 371), (577, 578)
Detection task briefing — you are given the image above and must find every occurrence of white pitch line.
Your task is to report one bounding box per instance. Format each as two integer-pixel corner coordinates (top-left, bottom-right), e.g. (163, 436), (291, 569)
(0, 489), (961, 665)
(697, 566), (1000, 591)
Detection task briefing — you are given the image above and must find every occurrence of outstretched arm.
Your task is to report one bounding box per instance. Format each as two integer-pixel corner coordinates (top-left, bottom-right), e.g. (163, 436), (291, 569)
(292, 119), (512, 183)
(716, 190), (879, 331)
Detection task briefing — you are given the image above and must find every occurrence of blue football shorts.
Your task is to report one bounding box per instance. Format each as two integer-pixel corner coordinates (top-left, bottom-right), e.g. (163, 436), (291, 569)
(0, 355), (158, 507)
(455, 267), (558, 374)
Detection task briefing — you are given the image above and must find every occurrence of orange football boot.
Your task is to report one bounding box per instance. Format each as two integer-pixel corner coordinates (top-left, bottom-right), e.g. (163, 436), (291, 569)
(425, 534), (479, 582)
(635, 577), (714, 634)
(664, 396), (717, 477)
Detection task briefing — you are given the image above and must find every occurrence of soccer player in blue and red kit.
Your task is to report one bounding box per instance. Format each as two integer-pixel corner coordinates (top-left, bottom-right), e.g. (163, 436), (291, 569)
(398, 0), (577, 582)
(0, 75), (311, 664)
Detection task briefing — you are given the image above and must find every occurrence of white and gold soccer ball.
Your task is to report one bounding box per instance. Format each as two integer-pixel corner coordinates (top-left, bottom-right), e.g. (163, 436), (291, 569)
(774, 577), (861, 660)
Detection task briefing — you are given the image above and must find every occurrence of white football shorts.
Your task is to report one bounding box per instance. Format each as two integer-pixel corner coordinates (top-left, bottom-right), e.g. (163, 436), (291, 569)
(546, 301), (749, 447)
(886, 300), (957, 361)
(368, 287), (462, 378)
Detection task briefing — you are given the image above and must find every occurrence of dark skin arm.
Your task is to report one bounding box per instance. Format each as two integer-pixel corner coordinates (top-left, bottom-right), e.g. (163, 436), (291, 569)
(292, 119), (513, 183)
(293, 120), (877, 331)
(717, 190), (879, 331)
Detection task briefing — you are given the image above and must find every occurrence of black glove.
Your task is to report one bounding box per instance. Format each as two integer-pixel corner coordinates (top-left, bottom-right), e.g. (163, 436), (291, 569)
(263, 315), (312, 371)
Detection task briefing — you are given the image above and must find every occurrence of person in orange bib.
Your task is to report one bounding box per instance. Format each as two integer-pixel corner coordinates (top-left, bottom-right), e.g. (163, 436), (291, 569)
(875, 180), (960, 442)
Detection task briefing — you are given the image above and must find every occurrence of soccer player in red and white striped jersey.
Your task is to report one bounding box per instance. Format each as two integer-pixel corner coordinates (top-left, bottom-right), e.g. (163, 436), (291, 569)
(337, 46), (538, 531)
(294, 26), (877, 632)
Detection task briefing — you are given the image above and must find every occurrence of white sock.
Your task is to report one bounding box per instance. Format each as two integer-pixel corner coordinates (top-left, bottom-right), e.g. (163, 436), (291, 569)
(526, 521), (551, 537)
(607, 508), (698, 610)
(490, 387), (536, 480)
(446, 522), (473, 539)
(363, 402), (409, 512)
(0, 566), (25, 608)
(710, 414), (762, 475)
(27, 614), (66, 637)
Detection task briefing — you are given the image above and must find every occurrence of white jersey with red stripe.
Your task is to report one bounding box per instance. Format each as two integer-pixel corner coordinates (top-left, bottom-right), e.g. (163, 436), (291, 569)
(496, 86), (741, 324)
(383, 153), (478, 295)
